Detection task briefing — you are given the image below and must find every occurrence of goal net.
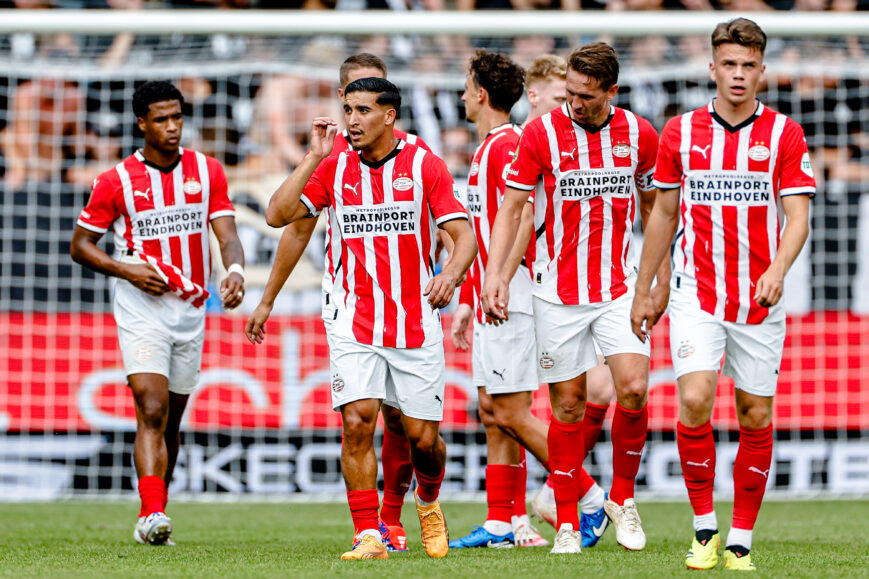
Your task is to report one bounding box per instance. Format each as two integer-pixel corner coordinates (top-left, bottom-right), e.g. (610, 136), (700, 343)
(1, 10), (867, 500)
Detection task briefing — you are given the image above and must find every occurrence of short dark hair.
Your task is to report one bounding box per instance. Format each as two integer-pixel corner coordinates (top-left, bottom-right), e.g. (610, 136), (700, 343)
(567, 42), (619, 90)
(339, 53), (388, 88)
(712, 18), (767, 56)
(132, 80), (184, 119)
(343, 77), (402, 113)
(468, 49), (525, 114)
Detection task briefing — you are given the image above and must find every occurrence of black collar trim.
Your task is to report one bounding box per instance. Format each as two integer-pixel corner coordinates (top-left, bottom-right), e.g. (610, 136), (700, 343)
(571, 107), (614, 134)
(709, 100), (761, 133)
(136, 149), (182, 174)
(359, 140), (404, 170)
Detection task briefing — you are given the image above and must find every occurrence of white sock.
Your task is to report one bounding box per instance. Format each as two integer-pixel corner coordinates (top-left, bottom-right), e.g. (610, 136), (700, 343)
(416, 495), (436, 507)
(538, 482), (555, 504)
(693, 511), (719, 532)
(483, 519), (513, 536)
(579, 483), (605, 514)
(512, 513), (531, 531)
(357, 528), (381, 542)
(727, 527), (753, 551)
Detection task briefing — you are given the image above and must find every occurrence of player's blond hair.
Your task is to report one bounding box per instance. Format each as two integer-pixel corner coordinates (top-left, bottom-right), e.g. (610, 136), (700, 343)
(339, 53), (388, 88)
(525, 54), (567, 88)
(712, 18), (767, 56)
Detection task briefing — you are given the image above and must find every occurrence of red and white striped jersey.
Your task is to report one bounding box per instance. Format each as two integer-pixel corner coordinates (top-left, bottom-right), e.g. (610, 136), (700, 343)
(302, 140), (467, 348)
(654, 101), (816, 324)
(506, 104), (658, 306)
(76, 148), (235, 308)
(459, 123), (532, 321)
(322, 130), (432, 295)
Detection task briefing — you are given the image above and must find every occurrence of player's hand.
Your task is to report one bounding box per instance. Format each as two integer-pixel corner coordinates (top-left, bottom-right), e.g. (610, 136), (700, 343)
(650, 281), (671, 322)
(424, 271), (457, 309)
(124, 263), (169, 296)
(754, 266), (784, 308)
(481, 272), (509, 323)
(245, 301), (272, 344)
(630, 290), (658, 343)
(450, 303), (473, 351)
(310, 117), (338, 160)
(220, 272), (245, 310)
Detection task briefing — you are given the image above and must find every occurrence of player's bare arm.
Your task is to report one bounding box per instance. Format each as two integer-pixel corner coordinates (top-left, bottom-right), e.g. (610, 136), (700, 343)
(637, 185), (673, 319)
(70, 227), (168, 296)
(450, 303), (474, 351)
(485, 202), (533, 327)
(480, 186), (527, 321)
(425, 218), (477, 309)
(245, 218), (318, 344)
(211, 216), (245, 310)
(754, 193), (810, 308)
(265, 117), (338, 227)
(631, 187), (680, 342)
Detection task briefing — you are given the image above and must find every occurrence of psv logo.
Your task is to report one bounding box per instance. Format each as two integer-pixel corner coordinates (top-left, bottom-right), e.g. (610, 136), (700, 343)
(539, 352), (555, 370)
(612, 143), (630, 158)
(183, 179), (202, 195)
(331, 377), (345, 393)
(748, 144), (770, 162)
(392, 177), (413, 191)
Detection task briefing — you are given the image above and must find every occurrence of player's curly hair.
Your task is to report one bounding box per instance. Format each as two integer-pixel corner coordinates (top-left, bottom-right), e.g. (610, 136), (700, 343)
(568, 42), (619, 90)
(132, 81), (184, 119)
(712, 18), (767, 56)
(343, 77), (402, 114)
(525, 54), (567, 88)
(468, 49), (525, 115)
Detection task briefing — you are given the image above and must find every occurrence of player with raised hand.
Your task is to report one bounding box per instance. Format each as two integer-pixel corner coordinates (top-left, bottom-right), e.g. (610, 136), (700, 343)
(482, 43), (667, 554)
(70, 80), (245, 546)
(245, 53), (431, 551)
(631, 18), (815, 571)
(448, 49), (549, 550)
(266, 78), (477, 561)
(520, 54), (614, 550)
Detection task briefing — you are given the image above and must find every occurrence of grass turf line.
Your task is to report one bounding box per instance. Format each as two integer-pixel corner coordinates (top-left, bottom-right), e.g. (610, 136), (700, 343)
(1, 501), (866, 577)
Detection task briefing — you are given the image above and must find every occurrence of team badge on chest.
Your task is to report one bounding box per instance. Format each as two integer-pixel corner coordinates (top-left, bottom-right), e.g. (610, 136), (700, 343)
(183, 178), (203, 196)
(748, 144), (770, 162)
(612, 143), (631, 158)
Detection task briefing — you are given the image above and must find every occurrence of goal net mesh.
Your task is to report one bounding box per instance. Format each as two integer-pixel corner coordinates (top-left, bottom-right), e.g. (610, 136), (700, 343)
(1, 22), (868, 500)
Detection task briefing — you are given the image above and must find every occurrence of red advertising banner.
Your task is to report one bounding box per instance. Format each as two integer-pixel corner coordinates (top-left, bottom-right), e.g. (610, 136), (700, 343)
(2, 312), (867, 432)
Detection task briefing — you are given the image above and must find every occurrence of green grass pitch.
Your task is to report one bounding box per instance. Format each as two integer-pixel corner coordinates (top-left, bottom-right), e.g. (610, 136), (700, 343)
(1, 500), (866, 577)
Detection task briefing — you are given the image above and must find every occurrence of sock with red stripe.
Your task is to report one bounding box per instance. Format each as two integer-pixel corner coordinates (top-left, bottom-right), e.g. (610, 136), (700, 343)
(548, 416), (584, 529)
(414, 467), (444, 505)
(347, 489), (380, 538)
(677, 421), (717, 517)
(380, 429), (413, 527)
(512, 448), (528, 517)
(610, 404), (649, 505)
(583, 402), (609, 457)
(485, 464), (514, 524)
(138, 475), (167, 518)
(732, 423), (773, 533)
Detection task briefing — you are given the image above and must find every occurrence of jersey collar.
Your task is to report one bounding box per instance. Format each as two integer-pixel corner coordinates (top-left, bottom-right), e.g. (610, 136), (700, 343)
(487, 122), (517, 137)
(135, 148), (183, 174)
(708, 99), (764, 133)
(357, 139), (405, 170)
(565, 104), (615, 134)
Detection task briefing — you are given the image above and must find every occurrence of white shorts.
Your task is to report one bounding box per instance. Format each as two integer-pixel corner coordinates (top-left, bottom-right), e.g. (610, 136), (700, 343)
(533, 292), (650, 384)
(326, 333), (446, 421)
(113, 279), (205, 395)
(669, 295), (786, 397)
(472, 313), (539, 395)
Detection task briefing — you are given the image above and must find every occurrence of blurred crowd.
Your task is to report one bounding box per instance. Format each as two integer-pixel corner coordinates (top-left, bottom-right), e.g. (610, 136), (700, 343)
(0, 3), (867, 312)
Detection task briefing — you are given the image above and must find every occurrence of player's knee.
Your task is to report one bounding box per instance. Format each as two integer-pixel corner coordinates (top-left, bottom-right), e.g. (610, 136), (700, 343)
(381, 406), (404, 435)
(492, 405), (518, 435)
(737, 402), (772, 429)
(409, 430), (439, 457)
(615, 376), (648, 410)
(680, 392), (713, 424)
(478, 406), (497, 428)
(552, 394), (585, 422)
(342, 411), (377, 444)
(137, 398), (169, 432)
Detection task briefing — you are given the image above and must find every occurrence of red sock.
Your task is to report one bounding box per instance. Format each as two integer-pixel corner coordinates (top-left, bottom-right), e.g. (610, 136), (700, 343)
(578, 468), (596, 497)
(548, 416), (584, 529)
(347, 489), (380, 536)
(414, 468), (444, 504)
(485, 465), (514, 523)
(610, 404), (648, 505)
(380, 429), (413, 526)
(677, 421), (716, 516)
(732, 423), (773, 531)
(583, 402), (609, 458)
(512, 449), (527, 517)
(541, 460), (554, 488)
(138, 476), (166, 517)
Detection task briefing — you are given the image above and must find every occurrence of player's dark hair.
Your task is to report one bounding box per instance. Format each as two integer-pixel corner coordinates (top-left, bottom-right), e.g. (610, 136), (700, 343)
(339, 53), (388, 88)
(343, 77), (402, 113)
(712, 18), (767, 56)
(567, 42), (619, 91)
(468, 49), (525, 114)
(132, 81), (184, 119)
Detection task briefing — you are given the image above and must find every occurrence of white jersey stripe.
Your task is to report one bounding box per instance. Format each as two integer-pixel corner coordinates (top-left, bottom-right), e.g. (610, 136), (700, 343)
(359, 163), (383, 347)
(768, 114), (788, 270)
(411, 147), (430, 343)
(172, 161), (192, 282)
(383, 157), (406, 349)
(573, 123), (590, 304)
(115, 162), (138, 255)
(599, 122), (615, 301)
(542, 112), (563, 297)
(195, 151), (212, 281)
(677, 111), (698, 308)
(735, 125), (753, 323)
(710, 120), (727, 318)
